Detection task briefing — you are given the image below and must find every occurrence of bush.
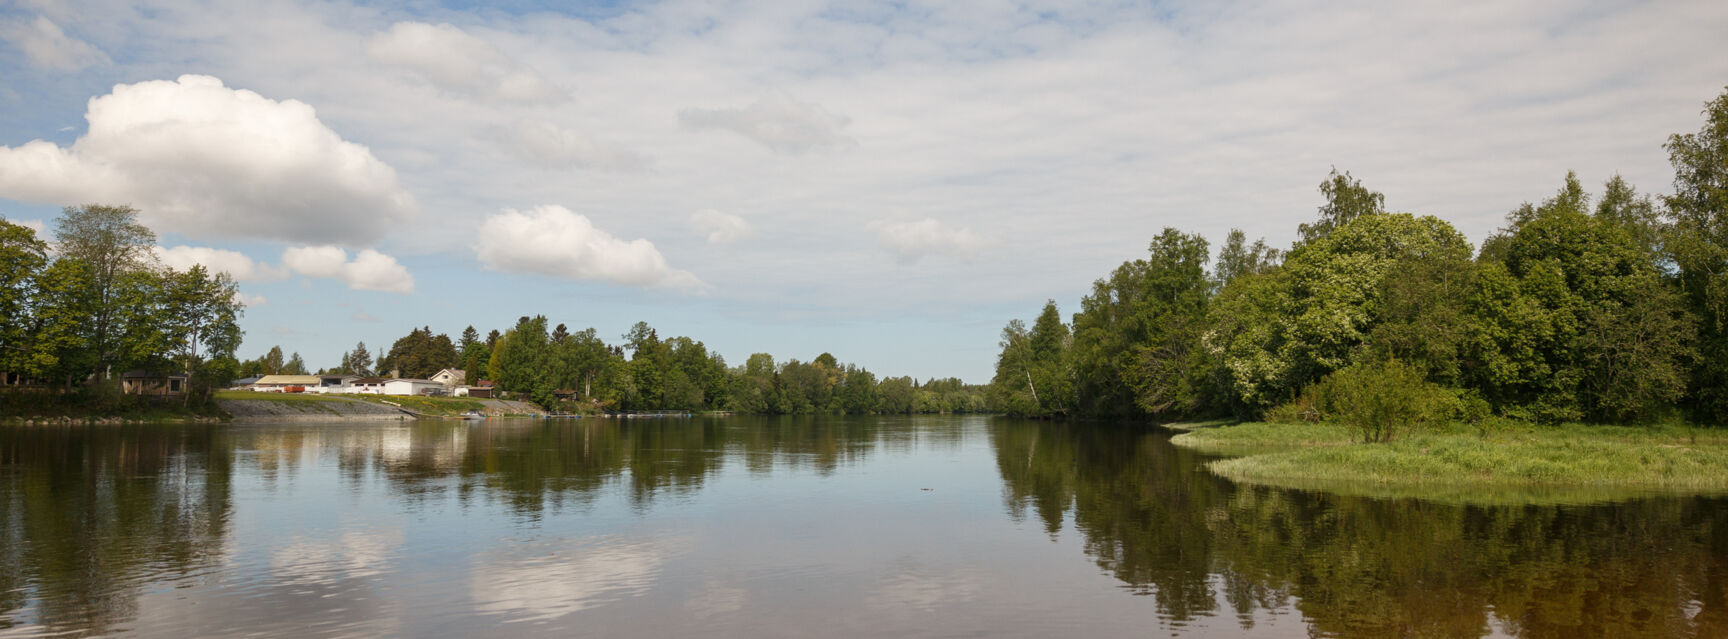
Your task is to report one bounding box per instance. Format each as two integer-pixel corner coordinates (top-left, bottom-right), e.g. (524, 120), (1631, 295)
(1315, 359), (1453, 443)
(1265, 385), (1324, 424)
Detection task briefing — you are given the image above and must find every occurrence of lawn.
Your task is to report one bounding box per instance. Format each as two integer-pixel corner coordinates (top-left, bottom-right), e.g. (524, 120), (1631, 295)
(1169, 420), (1728, 505)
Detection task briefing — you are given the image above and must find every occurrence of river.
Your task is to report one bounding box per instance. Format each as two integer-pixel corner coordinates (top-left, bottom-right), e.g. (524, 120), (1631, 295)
(1, 416), (1724, 637)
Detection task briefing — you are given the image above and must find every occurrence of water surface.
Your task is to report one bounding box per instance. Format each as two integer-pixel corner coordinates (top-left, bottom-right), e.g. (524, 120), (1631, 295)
(2, 416), (1724, 637)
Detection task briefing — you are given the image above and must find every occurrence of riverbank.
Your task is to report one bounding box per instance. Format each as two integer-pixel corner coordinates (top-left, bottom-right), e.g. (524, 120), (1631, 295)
(215, 391), (412, 422)
(213, 390), (547, 421)
(1168, 420), (1728, 504)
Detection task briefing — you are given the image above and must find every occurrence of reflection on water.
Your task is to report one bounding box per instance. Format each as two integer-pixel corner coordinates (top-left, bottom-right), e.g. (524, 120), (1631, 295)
(991, 421), (1728, 638)
(1, 416), (1725, 637)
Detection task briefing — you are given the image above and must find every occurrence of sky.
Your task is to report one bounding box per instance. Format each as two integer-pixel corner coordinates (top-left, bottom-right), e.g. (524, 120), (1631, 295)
(2, 0), (1726, 383)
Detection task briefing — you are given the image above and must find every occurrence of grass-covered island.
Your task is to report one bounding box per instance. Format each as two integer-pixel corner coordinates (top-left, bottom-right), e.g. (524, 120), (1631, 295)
(1169, 420), (1728, 505)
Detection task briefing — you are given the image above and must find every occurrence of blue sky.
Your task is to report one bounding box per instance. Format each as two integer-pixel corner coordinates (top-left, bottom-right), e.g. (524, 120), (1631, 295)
(2, 0), (1726, 382)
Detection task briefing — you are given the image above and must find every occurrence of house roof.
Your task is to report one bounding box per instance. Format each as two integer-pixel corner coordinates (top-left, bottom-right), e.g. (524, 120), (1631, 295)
(385, 378), (440, 384)
(350, 377), (386, 384)
(254, 375), (322, 385)
(433, 369), (466, 383)
(232, 376), (262, 385)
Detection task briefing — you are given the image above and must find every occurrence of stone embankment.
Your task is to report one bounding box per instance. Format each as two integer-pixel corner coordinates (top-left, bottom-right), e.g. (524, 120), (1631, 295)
(218, 396), (413, 422)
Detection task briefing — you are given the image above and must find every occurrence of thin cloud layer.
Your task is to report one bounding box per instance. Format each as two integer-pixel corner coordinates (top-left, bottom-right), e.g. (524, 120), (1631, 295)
(475, 205), (701, 289)
(366, 22), (561, 103)
(679, 94), (857, 155)
(506, 119), (648, 171)
(689, 209), (752, 244)
(282, 245), (415, 294)
(868, 218), (986, 264)
(0, 75), (414, 245)
(1, 15), (108, 71)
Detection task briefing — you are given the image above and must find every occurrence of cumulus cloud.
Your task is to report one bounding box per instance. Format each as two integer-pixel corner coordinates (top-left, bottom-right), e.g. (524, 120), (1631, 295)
(234, 291), (268, 308)
(475, 205), (701, 289)
(0, 75), (414, 245)
(282, 245), (415, 294)
(153, 245), (288, 282)
(1, 16), (108, 71)
(506, 119), (648, 170)
(868, 218), (986, 263)
(679, 94), (857, 155)
(688, 209), (751, 244)
(366, 22), (561, 103)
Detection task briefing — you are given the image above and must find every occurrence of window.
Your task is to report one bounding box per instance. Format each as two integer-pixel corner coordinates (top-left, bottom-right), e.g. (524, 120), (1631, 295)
(170, 379), (183, 393)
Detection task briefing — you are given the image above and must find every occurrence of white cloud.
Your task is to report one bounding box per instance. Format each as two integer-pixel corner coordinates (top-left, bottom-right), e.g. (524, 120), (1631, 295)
(679, 94), (857, 155)
(282, 245), (415, 294)
(1, 16), (108, 71)
(153, 245), (288, 282)
(688, 209), (751, 244)
(352, 311), (378, 322)
(471, 537), (669, 622)
(868, 218), (986, 264)
(0, 75), (413, 245)
(233, 291), (267, 308)
(475, 205), (701, 289)
(365, 22), (561, 103)
(505, 119), (648, 170)
(281, 245), (348, 279)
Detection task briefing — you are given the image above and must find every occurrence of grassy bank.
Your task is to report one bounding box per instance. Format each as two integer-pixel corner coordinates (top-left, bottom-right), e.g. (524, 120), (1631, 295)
(2, 390), (226, 424)
(1168, 421), (1728, 504)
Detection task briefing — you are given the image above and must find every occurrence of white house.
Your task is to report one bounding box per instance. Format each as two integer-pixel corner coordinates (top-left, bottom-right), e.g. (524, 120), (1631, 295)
(347, 377), (388, 394)
(383, 378), (445, 396)
(251, 375), (322, 392)
(431, 369), (465, 388)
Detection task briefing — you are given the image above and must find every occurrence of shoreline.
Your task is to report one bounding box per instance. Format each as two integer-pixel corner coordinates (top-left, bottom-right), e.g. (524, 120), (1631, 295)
(1167, 420), (1728, 505)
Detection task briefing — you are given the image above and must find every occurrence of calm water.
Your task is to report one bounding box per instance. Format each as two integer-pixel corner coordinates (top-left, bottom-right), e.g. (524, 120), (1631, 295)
(1, 416), (1725, 638)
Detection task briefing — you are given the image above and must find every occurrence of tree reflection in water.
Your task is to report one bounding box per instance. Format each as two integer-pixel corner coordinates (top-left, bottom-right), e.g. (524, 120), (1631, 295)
(0, 424), (232, 636)
(989, 419), (1728, 638)
(6, 417), (1727, 638)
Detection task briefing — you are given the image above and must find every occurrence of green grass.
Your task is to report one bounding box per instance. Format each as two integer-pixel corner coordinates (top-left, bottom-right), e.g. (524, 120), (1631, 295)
(1171, 421), (1728, 505)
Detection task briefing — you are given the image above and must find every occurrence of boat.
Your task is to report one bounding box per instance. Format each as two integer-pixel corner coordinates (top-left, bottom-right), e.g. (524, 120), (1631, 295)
(458, 409), (486, 420)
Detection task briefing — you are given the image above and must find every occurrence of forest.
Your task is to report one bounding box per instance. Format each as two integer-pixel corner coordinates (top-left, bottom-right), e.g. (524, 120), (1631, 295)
(0, 205), (243, 407)
(989, 86), (1728, 429)
(243, 318), (987, 416)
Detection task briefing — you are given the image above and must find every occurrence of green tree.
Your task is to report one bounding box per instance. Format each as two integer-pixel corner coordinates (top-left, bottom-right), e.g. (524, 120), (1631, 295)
(23, 259), (96, 387)
(1664, 86), (1728, 423)
(52, 204), (158, 380)
(1596, 174), (1665, 258)
(0, 218), (49, 375)
(1211, 213), (1472, 413)
(1069, 228), (1212, 417)
(1296, 167), (1385, 246)
(284, 352), (307, 375)
(1470, 173), (1693, 422)
(1212, 228), (1281, 291)
(160, 265), (243, 404)
(342, 341), (373, 376)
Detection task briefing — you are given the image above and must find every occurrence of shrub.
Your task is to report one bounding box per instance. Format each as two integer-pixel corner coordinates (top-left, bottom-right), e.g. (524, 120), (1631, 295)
(1316, 359), (1453, 443)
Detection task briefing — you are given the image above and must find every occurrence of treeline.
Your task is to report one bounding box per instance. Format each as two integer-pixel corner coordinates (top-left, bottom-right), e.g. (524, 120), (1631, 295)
(991, 86), (1728, 427)
(305, 316), (986, 414)
(0, 205), (243, 406)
